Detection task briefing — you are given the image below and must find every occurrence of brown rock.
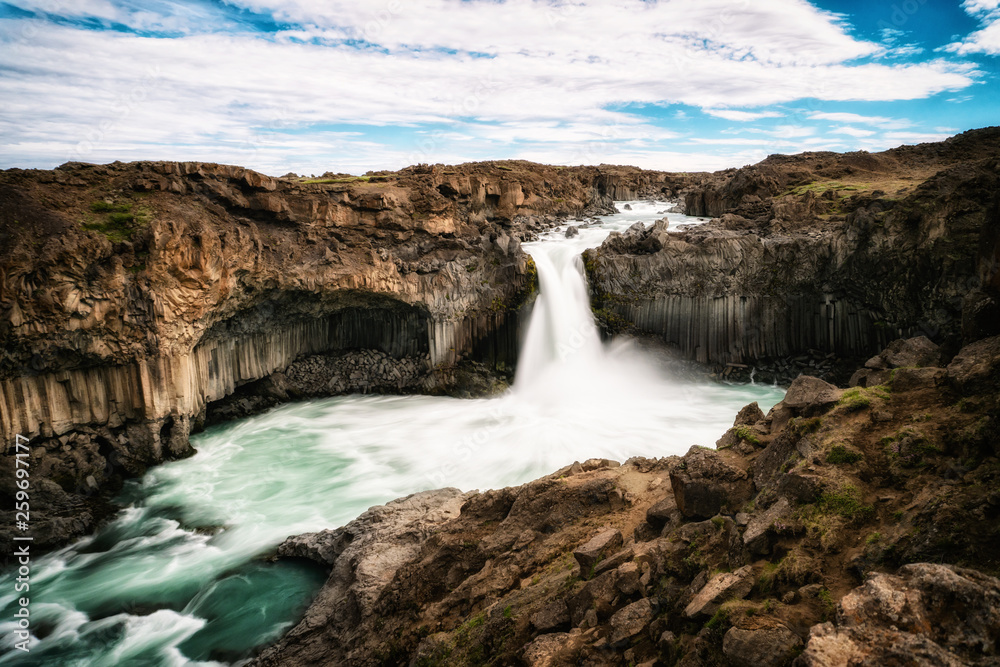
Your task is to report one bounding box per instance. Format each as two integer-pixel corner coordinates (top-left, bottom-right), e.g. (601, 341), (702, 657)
(743, 497), (791, 555)
(798, 563), (1000, 666)
(573, 528), (623, 578)
(735, 401), (766, 426)
(530, 601), (571, 633)
(947, 335), (1000, 394)
(723, 624), (802, 667)
(609, 598), (655, 646)
(879, 336), (941, 368)
(891, 366), (946, 392)
(684, 565), (755, 618)
(671, 447), (754, 520)
(781, 376), (841, 412)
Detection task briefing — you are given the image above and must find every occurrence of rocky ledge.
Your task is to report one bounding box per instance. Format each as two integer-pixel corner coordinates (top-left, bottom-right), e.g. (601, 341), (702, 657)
(0, 159), (681, 554)
(585, 127), (1000, 384)
(255, 334), (1000, 666)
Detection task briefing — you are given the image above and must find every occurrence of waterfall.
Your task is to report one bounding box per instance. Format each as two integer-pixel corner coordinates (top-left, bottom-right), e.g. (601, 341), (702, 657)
(515, 243), (603, 391)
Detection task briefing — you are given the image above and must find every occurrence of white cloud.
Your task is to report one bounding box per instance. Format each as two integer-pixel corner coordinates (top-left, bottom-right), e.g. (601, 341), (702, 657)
(831, 126), (876, 138)
(704, 109), (784, 122)
(946, 0), (1000, 54)
(807, 112), (912, 130)
(0, 0), (984, 172)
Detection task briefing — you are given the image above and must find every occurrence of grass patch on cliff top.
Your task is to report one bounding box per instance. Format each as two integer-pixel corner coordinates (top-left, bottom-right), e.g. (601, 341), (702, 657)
(838, 385), (890, 412)
(82, 200), (152, 242)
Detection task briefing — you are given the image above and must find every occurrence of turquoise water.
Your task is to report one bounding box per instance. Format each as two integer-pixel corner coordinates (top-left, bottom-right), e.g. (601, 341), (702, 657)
(0, 202), (785, 665)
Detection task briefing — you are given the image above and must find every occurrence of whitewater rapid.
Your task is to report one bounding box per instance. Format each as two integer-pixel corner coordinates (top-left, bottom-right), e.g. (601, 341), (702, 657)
(0, 201), (785, 666)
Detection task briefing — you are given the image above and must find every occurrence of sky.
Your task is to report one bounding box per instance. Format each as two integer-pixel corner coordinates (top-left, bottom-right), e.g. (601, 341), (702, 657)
(0, 0), (997, 175)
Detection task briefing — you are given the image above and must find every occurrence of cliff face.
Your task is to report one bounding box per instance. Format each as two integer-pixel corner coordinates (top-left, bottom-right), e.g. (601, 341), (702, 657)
(0, 159), (678, 552)
(255, 335), (1000, 667)
(586, 128), (1000, 378)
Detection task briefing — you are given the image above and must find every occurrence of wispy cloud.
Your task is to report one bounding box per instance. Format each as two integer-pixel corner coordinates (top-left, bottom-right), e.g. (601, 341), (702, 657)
(945, 0), (1000, 55)
(705, 109), (784, 122)
(0, 0), (991, 173)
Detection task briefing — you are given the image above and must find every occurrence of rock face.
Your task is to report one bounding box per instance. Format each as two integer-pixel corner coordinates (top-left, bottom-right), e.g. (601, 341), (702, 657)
(798, 564), (1000, 666)
(249, 334), (1000, 666)
(0, 159), (680, 552)
(585, 128), (1000, 376)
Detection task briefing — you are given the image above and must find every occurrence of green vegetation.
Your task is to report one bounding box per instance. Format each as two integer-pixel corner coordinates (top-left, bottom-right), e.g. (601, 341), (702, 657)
(819, 588), (836, 621)
(838, 385), (890, 412)
(710, 516), (725, 530)
(790, 417), (823, 436)
(90, 200), (132, 213)
(818, 485), (875, 523)
(82, 200), (152, 243)
(826, 444), (863, 465)
(733, 425), (760, 446)
(881, 427), (939, 468)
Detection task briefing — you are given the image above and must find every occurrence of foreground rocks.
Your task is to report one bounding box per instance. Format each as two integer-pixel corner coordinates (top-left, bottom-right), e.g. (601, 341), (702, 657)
(254, 335), (1000, 666)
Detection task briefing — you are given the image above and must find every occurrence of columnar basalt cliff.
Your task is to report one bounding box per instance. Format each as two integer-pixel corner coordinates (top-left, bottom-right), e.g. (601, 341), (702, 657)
(255, 334), (1000, 667)
(585, 128), (1000, 380)
(0, 159), (682, 552)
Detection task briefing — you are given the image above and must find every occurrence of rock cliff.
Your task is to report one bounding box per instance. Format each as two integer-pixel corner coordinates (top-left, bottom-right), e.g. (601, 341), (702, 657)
(256, 334), (1000, 666)
(585, 127), (1000, 382)
(0, 159), (680, 553)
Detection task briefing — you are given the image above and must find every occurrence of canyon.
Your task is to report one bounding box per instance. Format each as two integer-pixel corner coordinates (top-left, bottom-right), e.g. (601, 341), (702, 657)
(1, 128), (999, 666)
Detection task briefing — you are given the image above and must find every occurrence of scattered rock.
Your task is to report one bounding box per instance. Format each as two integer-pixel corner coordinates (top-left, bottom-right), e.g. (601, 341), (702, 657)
(947, 335), (1000, 394)
(574, 528), (624, 577)
(780, 376), (841, 412)
(735, 401), (765, 426)
(723, 624), (802, 667)
(530, 601), (571, 632)
(743, 497), (791, 555)
(671, 448), (754, 519)
(879, 336), (941, 369)
(684, 565), (755, 618)
(609, 598), (655, 646)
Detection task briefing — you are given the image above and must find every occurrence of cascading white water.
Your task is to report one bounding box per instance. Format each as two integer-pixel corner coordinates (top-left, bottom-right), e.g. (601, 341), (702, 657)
(0, 201), (785, 666)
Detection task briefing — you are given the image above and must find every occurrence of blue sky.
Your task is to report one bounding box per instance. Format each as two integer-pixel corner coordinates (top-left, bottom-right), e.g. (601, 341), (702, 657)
(0, 0), (997, 174)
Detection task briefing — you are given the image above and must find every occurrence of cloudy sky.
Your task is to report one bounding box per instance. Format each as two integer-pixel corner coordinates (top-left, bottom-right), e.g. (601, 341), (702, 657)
(0, 0), (997, 175)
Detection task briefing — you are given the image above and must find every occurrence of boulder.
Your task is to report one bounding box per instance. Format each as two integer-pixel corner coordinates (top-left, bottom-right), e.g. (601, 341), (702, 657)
(891, 367), (946, 392)
(646, 494), (680, 527)
(735, 402), (766, 426)
(684, 565), (755, 618)
(780, 376), (841, 412)
(722, 624), (802, 667)
(530, 601), (570, 633)
(743, 497), (791, 555)
(565, 225), (579, 238)
(879, 336), (941, 369)
(947, 335), (1000, 394)
(573, 528), (623, 577)
(609, 598), (655, 647)
(671, 448), (754, 519)
(522, 632), (577, 667)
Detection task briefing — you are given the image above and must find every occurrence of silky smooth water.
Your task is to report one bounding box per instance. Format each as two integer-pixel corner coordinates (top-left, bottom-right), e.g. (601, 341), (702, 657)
(0, 202), (785, 666)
